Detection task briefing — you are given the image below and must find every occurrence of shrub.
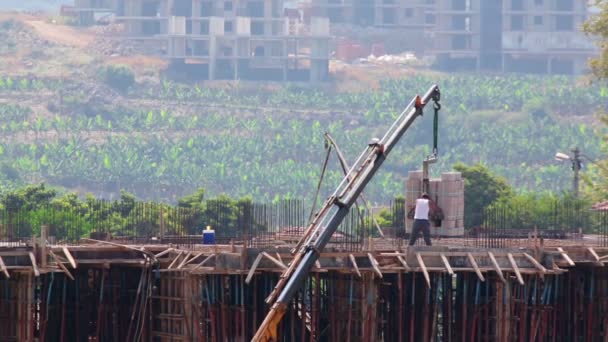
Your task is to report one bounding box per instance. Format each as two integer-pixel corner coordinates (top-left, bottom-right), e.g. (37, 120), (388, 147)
(101, 64), (135, 93)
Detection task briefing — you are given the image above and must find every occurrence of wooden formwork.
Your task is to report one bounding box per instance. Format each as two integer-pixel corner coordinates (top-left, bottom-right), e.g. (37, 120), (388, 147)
(3, 239), (608, 341)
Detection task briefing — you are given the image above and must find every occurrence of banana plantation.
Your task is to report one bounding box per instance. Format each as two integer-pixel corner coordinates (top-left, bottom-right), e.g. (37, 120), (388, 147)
(0, 74), (605, 201)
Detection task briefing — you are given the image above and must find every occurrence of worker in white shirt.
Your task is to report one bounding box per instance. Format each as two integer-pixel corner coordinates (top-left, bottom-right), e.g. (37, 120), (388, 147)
(408, 193), (437, 246)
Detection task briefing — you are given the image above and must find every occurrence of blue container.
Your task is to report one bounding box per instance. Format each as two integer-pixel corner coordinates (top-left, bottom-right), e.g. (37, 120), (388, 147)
(202, 230), (216, 244)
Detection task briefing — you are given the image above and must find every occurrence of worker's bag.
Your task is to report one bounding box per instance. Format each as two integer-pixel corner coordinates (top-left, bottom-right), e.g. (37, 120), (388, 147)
(406, 206), (415, 220)
(430, 207), (444, 227)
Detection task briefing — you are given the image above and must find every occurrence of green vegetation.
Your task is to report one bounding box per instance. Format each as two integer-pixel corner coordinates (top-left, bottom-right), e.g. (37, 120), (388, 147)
(453, 163), (512, 228)
(0, 74), (604, 202)
(582, 2), (608, 202)
(0, 184), (252, 240)
(100, 64), (135, 93)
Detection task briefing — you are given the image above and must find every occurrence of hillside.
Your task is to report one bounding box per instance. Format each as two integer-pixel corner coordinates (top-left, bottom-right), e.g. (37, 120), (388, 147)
(0, 13), (606, 202)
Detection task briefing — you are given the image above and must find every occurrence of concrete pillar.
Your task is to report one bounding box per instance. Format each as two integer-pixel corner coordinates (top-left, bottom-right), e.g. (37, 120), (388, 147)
(192, 0), (201, 34)
(209, 37), (217, 80)
(160, 0), (171, 34)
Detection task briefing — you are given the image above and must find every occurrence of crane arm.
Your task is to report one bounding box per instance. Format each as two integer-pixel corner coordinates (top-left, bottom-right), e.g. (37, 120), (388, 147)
(252, 85), (441, 342)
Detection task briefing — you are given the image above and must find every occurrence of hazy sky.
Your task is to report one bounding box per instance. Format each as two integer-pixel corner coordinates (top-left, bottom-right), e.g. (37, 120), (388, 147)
(0, 0), (65, 12)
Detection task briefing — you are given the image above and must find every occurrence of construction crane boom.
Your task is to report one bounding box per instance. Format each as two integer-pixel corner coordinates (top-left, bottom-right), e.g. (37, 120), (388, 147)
(252, 84), (441, 342)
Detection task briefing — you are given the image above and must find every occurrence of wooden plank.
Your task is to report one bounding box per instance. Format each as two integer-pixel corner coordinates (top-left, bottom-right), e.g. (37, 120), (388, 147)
(556, 247), (575, 266)
(349, 254), (362, 278)
(168, 251), (184, 269)
(416, 253), (431, 288)
(439, 253), (454, 275)
(276, 252), (283, 264)
(246, 253), (264, 284)
(154, 248), (174, 258)
(49, 250), (75, 281)
(507, 253), (524, 285)
(587, 247), (604, 265)
(368, 253), (383, 279)
(467, 253), (485, 282)
(523, 253), (547, 273)
(29, 252), (40, 277)
(190, 254), (216, 272)
(262, 252), (287, 270)
(185, 252), (204, 265)
(487, 252), (506, 283)
(396, 255), (411, 272)
(62, 247), (78, 269)
(0, 256), (9, 278)
(177, 252), (192, 269)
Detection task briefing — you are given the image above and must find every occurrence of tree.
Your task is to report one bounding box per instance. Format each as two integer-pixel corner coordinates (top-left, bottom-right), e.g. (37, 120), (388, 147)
(583, 1), (608, 80)
(101, 64), (135, 93)
(453, 163), (513, 228)
(582, 2), (608, 200)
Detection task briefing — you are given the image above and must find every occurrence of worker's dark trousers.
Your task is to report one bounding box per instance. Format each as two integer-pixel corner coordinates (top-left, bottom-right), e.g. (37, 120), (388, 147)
(408, 219), (432, 246)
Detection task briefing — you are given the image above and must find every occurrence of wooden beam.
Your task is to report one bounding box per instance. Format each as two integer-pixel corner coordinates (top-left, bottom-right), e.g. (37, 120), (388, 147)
(368, 253), (383, 278)
(262, 252), (287, 270)
(349, 254), (362, 278)
(185, 252), (204, 265)
(523, 253), (547, 273)
(556, 247), (575, 266)
(396, 255), (411, 272)
(0, 256), (9, 279)
(507, 253), (524, 285)
(177, 252), (192, 269)
(82, 238), (156, 260)
(190, 254), (216, 272)
(29, 252), (40, 277)
(416, 253), (431, 288)
(246, 253), (264, 284)
(587, 247), (604, 265)
(467, 253), (485, 282)
(167, 251), (184, 269)
(440, 253), (454, 275)
(154, 248), (174, 258)
(487, 252), (506, 283)
(62, 247), (77, 269)
(275, 252), (283, 264)
(49, 251), (75, 281)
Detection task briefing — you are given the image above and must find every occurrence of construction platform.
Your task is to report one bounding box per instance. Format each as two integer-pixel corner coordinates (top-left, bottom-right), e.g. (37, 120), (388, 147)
(1, 234), (608, 341)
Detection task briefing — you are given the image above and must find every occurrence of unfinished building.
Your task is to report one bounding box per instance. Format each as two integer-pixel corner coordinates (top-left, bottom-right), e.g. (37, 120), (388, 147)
(311, 0), (434, 28)
(426, 0), (596, 74)
(75, 0), (331, 81)
(310, 0), (435, 54)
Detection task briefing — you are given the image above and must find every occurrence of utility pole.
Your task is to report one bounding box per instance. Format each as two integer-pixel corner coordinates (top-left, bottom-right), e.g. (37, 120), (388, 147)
(571, 147), (582, 198)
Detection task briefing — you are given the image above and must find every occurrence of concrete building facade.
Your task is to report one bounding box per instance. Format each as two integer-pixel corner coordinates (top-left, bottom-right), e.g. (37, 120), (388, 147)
(431, 0), (595, 74)
(311, 0), (597, 75)
(75, 0), (330, 81)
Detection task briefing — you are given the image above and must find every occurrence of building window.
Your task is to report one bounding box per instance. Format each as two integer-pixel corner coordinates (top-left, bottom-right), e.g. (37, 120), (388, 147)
(383, 9), (395, 24)
(405, 8), (413, 18)
(555, 0), (573, 11)
(201, 2), (212, 16)
(251, 22), (264, 35)
(425, 14), (436, 24)
(224, 20), (233, 33)
(224, 1), (233, 11)
(271, 45), (282, 57)
(511, 0), (523, 11)
(534, 16), (543, 25)
(534, 0), (543, 5)
(200, 21), (209, 34)
(452, 36), (467, 50)
(511, 15), (524, 30)
(555, 15), (573, 31)
(247, 2), (264, 18)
